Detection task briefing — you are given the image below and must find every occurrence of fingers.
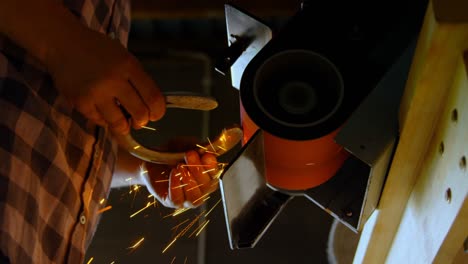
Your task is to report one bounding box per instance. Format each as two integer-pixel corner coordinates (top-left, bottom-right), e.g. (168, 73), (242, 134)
(201, 153), (219, 178)
(169, 165), (185, 207)
(97, 98), (130, 134)
(77, 101), (106, 126)
(116, 83), (149, 129)
(179, 166), (203, 207)
(128, 60), (166, 122)
(184, 150), (212, 193)
(201, 153), (220, 193)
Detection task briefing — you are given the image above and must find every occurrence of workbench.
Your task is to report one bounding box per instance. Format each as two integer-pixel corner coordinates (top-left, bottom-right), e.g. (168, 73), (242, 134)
(354, 1), (468, 263)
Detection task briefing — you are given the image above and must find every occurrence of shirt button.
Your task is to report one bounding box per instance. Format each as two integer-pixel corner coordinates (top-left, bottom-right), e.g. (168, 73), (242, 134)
(108, 32), (116, 40)
(80, 214), (87, 225)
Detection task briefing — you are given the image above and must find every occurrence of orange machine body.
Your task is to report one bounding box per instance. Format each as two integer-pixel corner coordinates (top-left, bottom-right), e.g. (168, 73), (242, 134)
(240, 103), (349, 191)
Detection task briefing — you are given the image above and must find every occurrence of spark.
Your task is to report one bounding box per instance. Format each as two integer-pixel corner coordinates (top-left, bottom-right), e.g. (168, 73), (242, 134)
(217, 146), (227, 151)
(171, 219), (189, 231)
(141, 125), (157, 131)
(128, 237), (144, 249)
(181, 164), (209, 168)
(125, 177), (133, 182)
(133, 185), (141, 191)
(195, 144), (208, 151)
(203, 196), (211, 202)
(188, 219), (209, 238)
(174, 172), (182, 177)
(140, 170), (148, 174)
(155, 179), (169, 183)
(130, 201), (156, 218)
(207, 137), (216, 153)
(172, 207), (190, 217)
(193, 193), (210, 204)
(97, 205), (112, 214)
(175, 211), (205, 237)
(186, 183), (204, 191)
(195, 220), (210, 237)
(306, 162), (315, 166)
(110, 262), (115, 264)
(86, 257), (94, 264)
(133, 145), (141, 150)
(99, 198), (106, 205)
(170, 257), (176, 264)
(171, 184), (188, 189)
(202, 168), (216, 174)
(205, 199), (222, 217)
(219, 133), (227, 142)
(147, 194), (153, 198)
(205, 151), (220, 156)
(162, 237), (178, 253)
(163, 210), (206, 253)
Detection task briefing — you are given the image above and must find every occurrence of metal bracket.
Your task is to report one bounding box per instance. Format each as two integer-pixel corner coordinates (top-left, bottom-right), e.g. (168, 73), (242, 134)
(215, 4), (272, 89)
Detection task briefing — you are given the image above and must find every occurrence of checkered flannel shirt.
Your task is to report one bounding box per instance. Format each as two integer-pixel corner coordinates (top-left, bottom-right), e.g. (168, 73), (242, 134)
(0, 0), (130, 263)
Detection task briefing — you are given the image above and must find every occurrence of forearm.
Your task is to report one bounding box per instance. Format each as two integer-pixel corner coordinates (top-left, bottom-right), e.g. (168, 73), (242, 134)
(0, 0), (88, 70)
(112, 147), (145, 188)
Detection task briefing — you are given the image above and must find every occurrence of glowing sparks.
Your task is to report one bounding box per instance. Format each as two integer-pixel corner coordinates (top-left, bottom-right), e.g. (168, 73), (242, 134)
(188, 219), (208, 238)
(128, 237), (144, 249)
(207, 137), (216, 153)
(163, 210), (207, 253)
(186, 183), (204, 191)
(205, 199), (222, 217)
(193, 193), (210, 204)
(181, 164), (209, 168)
(195, 144), (208, 151)
(147, 194), (153, 198)
(130, 201), (156, 218)
(97, 205), (112, 214)
(125, 177), (133, 182)
(162, 237), (178, 253)
(171, 219), (189, 231)
(170, 257), (176, 264)
(219, 133), (227, 142)
(133, 145), (141, 150)
(140, 170), (148, 174)
(133, 185), (141, 191)
(171, 184), (188, 190)
(202, 168), (216, 174)
(172, 208), (190, 217)
(174, 172), (182, 177)
(155, 179), (169, 183)
(195, 220), (210, 237)
(141, 125), (157, 131)
(86, 257), (94, 264)
(217, 146), (227, 151)
(99, 198), (106, 205)
(306, 162), (315, 166)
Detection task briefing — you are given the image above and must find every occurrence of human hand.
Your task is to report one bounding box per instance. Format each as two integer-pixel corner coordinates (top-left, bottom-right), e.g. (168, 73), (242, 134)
(46, 26), (165, 134)
(142, 150), (220, 208)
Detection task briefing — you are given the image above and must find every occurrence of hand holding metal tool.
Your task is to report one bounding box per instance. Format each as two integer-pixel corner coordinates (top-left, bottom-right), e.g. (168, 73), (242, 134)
(114, 91), (243, 165)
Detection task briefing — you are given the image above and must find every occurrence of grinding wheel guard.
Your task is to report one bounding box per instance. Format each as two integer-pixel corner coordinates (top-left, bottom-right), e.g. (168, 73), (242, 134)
(115, 92), (243, 165)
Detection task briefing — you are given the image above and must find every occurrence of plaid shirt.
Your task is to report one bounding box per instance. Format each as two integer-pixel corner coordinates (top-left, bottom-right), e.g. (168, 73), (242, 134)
(0, 0), (130, 263)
